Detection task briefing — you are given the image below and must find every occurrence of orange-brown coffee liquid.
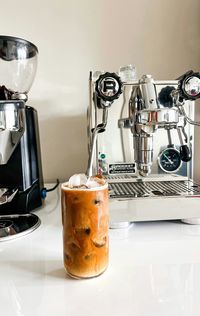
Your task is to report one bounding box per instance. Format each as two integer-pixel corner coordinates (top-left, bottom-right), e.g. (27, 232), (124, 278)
(61, 183), (109, 279)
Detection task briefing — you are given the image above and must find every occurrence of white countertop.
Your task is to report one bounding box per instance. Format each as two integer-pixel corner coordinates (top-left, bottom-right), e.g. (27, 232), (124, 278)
(1, 187), (200, 316)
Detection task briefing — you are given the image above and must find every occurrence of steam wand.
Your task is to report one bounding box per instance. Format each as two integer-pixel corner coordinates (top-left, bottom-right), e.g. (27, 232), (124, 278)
(86, 107), (108, 177)
(177, 103), (200, 127)
(86, 71), (123, 176)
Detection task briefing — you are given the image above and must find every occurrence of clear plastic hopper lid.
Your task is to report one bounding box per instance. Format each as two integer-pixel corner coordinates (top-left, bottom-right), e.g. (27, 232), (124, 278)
(0, 35), (38, 96)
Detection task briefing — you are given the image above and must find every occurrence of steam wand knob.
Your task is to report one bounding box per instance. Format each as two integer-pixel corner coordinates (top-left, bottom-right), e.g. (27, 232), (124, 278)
(95, 72), (123, 107)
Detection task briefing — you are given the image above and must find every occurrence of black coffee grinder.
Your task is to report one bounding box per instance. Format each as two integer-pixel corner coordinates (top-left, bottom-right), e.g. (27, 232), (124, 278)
(0, 36), (43, 221)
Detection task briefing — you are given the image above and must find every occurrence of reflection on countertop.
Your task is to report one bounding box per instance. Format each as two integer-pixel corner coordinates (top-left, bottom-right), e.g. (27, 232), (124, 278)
(1, 186), (200, 316)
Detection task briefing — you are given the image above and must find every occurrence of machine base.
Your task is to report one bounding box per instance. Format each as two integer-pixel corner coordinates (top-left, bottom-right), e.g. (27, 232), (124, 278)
(181, 218), (200, 225)
(109, 221), (133, 229)
(109, 196), (200, 226)
(108, 176), (200, 227)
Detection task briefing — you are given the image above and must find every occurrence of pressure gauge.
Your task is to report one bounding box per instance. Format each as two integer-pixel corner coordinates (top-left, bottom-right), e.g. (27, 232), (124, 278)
(158, 147), (182, 173)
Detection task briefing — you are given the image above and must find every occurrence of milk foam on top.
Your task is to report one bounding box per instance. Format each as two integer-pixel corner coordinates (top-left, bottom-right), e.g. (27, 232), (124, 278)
(67, 174), (106, 189)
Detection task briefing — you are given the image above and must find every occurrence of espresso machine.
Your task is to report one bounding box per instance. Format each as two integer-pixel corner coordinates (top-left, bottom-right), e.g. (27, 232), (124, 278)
(0, 36), (43, 240)
(87, 68), (200, 227)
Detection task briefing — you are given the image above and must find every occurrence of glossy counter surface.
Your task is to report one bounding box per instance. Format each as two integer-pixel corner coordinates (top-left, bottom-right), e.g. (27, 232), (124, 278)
(1, 187), (200, 316)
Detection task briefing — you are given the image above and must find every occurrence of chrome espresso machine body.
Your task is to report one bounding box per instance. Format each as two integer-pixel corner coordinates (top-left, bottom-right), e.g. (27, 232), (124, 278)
(87, 69), (200, 226)
(0, 36), (43, 216)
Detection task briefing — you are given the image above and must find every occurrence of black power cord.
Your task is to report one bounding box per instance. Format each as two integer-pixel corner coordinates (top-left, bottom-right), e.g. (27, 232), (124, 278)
(41, 179), (60, 199)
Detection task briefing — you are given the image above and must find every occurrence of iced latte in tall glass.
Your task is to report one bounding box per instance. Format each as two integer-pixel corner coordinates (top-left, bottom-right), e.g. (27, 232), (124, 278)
(61, 175), (109, 279)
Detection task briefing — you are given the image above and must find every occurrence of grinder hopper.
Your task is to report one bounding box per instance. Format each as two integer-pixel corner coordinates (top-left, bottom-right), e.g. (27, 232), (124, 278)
(0, 35), (38, 164)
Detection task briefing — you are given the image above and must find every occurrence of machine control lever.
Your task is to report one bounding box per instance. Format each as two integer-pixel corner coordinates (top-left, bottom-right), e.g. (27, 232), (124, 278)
(177, 127), (192, 162)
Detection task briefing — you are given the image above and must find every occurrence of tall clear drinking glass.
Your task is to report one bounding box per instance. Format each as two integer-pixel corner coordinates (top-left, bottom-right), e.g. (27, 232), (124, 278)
(61, 180), (109, 279)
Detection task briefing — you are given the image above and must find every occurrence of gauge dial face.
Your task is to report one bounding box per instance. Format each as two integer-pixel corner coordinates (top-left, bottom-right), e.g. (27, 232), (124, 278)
(158, 148), (182, 173)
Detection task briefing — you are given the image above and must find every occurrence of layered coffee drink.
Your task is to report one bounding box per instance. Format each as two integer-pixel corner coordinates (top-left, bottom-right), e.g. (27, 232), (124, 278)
(61, 174), (109, 279)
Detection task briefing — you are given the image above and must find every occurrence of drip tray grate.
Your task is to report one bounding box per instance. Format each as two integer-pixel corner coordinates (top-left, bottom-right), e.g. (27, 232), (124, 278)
(109, 180), (200, 199)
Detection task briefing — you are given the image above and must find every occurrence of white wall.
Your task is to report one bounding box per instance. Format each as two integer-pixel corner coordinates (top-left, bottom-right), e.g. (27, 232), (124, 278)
(0, 0), (199, 181)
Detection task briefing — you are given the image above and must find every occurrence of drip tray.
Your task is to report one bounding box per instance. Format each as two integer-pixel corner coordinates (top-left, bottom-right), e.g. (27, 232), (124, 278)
(0, 214), (41, 241)
(109, 179), (200, 199)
